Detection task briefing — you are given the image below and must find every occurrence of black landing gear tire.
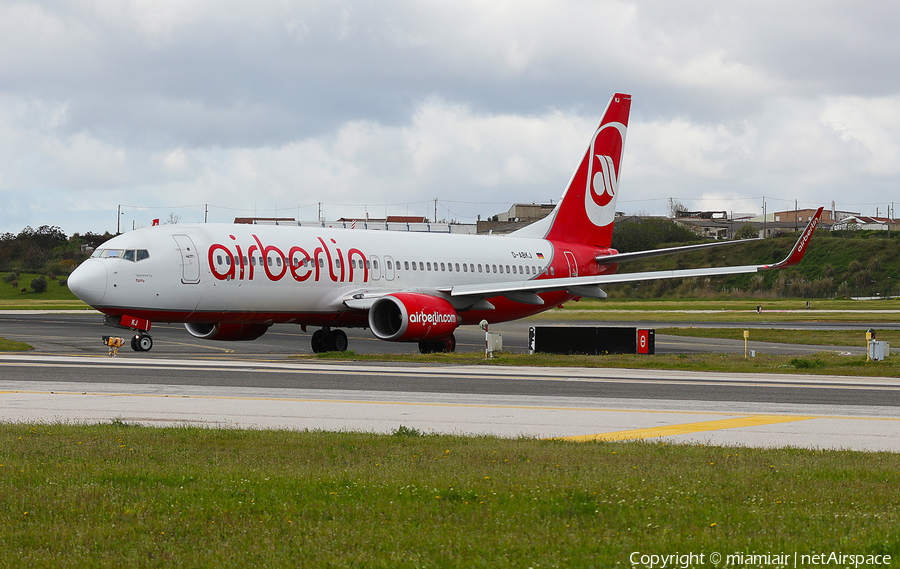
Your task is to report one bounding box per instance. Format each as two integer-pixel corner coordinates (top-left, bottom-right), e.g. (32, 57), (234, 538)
(329, 329), (348, 352)
(311, 328), (348, 353)
(418, 333), (456, 354)
(131, 333), (153, 352)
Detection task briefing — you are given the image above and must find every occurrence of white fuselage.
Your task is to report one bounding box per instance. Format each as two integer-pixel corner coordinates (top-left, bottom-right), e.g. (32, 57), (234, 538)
(70, 223), (575, 327)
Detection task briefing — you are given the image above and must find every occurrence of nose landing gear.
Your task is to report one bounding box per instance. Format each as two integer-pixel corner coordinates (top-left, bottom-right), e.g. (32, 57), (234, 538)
(103, 315), (154, 353)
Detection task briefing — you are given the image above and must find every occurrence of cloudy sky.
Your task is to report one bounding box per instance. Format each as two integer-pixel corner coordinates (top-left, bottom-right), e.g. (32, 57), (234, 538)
(1, 0), (899, 235)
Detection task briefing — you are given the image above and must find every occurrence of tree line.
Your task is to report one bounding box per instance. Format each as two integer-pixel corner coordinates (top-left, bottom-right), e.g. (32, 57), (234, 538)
(0, 226), (114, 275)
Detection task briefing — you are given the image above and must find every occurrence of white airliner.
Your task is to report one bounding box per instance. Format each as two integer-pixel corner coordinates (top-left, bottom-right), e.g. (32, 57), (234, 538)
(68, 93), (823, 353)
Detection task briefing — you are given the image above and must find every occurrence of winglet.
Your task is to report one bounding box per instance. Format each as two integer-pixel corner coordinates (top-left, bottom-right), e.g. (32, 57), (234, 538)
(762, 206), (824, 270)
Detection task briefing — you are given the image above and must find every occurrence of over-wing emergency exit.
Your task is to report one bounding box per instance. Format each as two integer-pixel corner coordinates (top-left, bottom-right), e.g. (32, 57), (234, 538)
(68, 94), (823, 353)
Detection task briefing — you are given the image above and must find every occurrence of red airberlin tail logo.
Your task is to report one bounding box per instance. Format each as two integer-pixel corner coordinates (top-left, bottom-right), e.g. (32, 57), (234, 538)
(583, 122), (625, 228)
(590, 154), (617, 207)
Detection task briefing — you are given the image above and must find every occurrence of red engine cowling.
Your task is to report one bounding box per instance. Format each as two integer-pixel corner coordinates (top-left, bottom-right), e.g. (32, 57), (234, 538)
(184, 322), (271, 341)
(369, 293), (459, 342)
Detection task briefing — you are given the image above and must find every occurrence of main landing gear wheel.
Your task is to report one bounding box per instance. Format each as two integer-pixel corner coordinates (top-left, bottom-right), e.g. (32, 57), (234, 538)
(418, 333), (456, 354)
(311, 328), (348, 353)
(131, 333), (153, 352)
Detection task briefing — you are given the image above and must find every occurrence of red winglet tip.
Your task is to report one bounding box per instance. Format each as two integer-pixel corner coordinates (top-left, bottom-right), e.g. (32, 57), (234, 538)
(769, 206), (823, 269)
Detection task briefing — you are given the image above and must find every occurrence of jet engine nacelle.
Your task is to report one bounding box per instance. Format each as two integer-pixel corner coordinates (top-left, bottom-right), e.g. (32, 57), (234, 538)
(184, 322), (271, 341)
(369, 293), (459, 342)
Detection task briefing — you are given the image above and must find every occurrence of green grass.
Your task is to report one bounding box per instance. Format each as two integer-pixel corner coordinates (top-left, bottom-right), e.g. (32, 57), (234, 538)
(657, 327), (900, 347)
(0, 272), (90, 310)
(0, 337), (31, 351)
(555, 297), (900, 312)
(534, 297), (900, 323)
(1, 423), (898, 567)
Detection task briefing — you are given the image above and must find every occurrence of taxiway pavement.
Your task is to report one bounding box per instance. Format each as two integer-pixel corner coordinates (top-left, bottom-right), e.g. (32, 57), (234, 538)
(1, 313), (898, 451)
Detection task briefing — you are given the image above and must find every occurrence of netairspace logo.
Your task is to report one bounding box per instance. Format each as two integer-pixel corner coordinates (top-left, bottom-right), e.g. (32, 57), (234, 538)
(409, 311), (456, 325)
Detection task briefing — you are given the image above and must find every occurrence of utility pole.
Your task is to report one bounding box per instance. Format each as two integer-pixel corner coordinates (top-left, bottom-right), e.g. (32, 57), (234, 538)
(434, 198), (438, 223)
(117, 205), (121, 234)
(204, 204), (208, 223)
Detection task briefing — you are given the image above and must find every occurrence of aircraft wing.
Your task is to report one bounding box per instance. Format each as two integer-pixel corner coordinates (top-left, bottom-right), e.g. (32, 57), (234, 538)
(443, 206), (824, 305)
(595, 237), (762, 264)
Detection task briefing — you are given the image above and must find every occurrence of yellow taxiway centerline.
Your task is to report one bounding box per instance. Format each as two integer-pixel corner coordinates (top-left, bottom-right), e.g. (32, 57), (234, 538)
(557, 414), (813, 442)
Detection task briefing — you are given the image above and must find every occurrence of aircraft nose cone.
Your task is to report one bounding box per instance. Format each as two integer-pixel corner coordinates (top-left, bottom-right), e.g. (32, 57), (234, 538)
(68, 259), (107, 306)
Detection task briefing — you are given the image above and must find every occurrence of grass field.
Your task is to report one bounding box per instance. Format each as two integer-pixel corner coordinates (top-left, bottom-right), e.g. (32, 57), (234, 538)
(0, 337), (31, 351)
(540, 297), (900, 323)
(657, 327), (900, 347)
(1, 423), (898, 567)
(0, 272), (91, 310)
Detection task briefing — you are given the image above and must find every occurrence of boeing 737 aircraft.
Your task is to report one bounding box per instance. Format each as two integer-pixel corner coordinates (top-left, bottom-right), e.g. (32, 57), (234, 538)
(68, 93), (823, 353)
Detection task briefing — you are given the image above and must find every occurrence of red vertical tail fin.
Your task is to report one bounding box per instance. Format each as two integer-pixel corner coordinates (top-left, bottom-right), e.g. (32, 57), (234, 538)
(511, 93), (631, 247)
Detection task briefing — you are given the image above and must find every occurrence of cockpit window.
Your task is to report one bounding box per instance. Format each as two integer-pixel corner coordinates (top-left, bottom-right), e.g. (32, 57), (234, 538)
(91, 248), (150, 262)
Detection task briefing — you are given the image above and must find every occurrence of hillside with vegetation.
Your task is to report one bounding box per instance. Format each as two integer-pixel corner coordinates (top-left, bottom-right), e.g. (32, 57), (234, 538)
(609, 219), (900, 299)
(0, 226), (112, 294)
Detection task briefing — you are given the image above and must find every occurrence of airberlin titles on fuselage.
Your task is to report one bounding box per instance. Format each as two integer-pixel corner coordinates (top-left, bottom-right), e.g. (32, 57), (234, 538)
(206, 232), (559, 285)
(208, 234), (368, 283)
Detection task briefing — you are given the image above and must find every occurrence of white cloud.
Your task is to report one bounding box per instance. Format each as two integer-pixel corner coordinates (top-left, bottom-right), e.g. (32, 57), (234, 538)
(2, 1), (900, 233)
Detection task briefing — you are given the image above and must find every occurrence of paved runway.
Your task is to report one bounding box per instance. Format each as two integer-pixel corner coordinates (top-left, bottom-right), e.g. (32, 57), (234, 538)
(1, 313), (898, 452)
(0, 312), (875, 357)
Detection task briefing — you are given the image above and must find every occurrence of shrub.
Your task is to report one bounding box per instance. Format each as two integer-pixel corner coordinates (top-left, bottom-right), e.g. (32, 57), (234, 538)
(30, 276), (48, 293)
(735, 223), (758, 240)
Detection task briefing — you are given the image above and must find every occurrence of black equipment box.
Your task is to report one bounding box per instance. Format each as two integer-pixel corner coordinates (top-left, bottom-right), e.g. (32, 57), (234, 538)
(528, 326), (655, 355)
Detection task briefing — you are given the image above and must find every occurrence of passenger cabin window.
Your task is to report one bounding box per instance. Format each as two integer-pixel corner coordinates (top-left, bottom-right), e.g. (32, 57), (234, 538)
(404, 261), (409, 270)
